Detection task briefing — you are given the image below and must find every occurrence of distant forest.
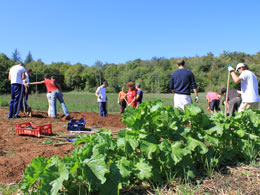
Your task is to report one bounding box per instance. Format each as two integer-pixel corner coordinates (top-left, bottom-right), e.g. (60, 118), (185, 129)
(1, 49), (260, 94)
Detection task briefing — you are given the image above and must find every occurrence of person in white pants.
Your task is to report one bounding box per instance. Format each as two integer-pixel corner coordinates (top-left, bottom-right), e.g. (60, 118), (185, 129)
(47, 92), (53, 117)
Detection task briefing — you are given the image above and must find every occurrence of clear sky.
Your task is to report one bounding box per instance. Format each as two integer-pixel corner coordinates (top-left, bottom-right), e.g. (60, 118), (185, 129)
(1, 0), (260, 66)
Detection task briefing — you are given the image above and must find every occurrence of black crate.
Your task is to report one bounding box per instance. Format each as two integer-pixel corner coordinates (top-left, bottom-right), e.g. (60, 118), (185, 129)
(67, 119), (86, 131)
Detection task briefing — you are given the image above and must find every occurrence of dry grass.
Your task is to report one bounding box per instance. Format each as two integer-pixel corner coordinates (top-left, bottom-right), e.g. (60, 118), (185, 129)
(121, 164), (260, 195)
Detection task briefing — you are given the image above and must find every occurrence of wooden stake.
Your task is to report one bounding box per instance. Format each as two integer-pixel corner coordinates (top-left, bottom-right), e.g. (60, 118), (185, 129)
(225, 71), (231, 117)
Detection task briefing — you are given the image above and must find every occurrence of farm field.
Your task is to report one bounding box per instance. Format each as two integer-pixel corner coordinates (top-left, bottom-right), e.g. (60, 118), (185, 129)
(0, 91), (227, 114)
(0, 93), (260, 194)
(0, 107), (125, 185)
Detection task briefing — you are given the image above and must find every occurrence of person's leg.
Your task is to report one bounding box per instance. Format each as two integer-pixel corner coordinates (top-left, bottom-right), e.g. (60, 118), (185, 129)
(228, 98), (238, 116)
(120, 99), (126, 114)
(98, 102), (103, 116)
(14, 84), (23, 118)
(8, 84), (15, 118)
(56, 91), (69, 116)
(122, 100), (126, 113)
(47, 93), (52, 117)
(24, 86), (29, 112)
(215, 100), (220, 112)
(249, 102), (259, 109)
(238, 102), (250, 112)
(51, 91), (58, 118)
(103, 102), (107, 117)
(210, 100), (215, 114)
(174, 94), (186, 111)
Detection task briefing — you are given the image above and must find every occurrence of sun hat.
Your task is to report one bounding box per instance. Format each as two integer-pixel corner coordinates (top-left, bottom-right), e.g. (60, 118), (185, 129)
(236, 63), (245, 72)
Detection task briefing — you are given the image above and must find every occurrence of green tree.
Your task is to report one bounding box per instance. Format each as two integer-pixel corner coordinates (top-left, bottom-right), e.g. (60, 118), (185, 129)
(24, 51), (33, 64)
(11, 48), (21, 62)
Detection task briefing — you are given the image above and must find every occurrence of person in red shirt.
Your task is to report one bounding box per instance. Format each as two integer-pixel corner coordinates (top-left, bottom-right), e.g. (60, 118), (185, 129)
(126, 82), (137, 107)
(30, 74), (70, 119)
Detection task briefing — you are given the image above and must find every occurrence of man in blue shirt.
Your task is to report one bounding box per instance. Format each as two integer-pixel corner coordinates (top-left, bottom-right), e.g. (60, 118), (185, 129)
(170, 59), (199, 111)
(135, 83), (143, 107)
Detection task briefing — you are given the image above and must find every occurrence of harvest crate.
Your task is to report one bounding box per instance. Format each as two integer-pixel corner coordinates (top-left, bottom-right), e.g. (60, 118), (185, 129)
(67, 119), (86, 131)
(16, 122), (52, 137)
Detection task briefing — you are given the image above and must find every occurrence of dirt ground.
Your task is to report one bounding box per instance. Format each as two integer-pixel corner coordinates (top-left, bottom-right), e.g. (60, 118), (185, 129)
(0, 107), (125, 185)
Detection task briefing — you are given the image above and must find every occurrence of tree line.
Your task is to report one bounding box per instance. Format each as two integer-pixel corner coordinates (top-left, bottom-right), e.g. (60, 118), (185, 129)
(1, 49), (260, 94)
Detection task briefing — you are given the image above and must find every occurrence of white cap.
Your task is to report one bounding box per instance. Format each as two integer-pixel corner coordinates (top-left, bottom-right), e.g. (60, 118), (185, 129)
(236, 63), (245, 72)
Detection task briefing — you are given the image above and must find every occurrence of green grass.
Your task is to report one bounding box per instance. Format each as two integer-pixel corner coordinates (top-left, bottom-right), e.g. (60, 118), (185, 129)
(0, 92), (225, 114)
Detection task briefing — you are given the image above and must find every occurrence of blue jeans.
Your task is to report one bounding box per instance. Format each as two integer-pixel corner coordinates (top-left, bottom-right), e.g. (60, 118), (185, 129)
(51, 90), (69, 118)
(8, 84), (23, 118)
(98, 102), (107, 117)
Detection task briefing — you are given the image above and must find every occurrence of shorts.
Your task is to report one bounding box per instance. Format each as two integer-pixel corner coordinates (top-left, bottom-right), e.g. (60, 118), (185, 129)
(174, 94), (192, 111)
(238, 102), (259, 112)
(210, 100), (220, 111)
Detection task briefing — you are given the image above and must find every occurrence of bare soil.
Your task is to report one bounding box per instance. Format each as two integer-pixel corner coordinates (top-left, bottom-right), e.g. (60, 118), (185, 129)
(0, 107), (125, 185)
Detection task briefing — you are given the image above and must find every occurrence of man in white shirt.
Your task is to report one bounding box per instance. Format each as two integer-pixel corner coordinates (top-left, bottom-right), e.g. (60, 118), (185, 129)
(227, 63), (260, 112)
(8, 63), (27, 118)
(95, 81), (108, 117)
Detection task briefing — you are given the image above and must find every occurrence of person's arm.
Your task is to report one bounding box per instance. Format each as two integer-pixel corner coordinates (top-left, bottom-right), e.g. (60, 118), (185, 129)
(8, 73), (11, 81)
(230, 71), (243, 83)
(193, 88), (198, 97)
(207, 99), (210, 110)
(118, 93), (121, 102)
(237, 90), (241, 94)
(95, 87), (101, 98)
(170, 74), (174, 93)
(55, 81), (62, 92)
(136, 90), (140, 101)
(22, 72), (26, 80)
(30, 81), (45, 85)
(129, 97), (137, 106)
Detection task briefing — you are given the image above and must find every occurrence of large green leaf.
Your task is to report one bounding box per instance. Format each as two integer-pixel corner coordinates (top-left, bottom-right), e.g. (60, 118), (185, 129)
(205, 134), (219, 146)
(170, 142), (189, 165)
(99, 177), (119, 195)
(186, 137), (208, 154)
(19, 156), (50, 192)
(83, 154), (108, 187)
(207, 124), (223, 136)
(134, 159), (152, 180)
(50, 163), (69, 195)
(140, 140), (157, 159)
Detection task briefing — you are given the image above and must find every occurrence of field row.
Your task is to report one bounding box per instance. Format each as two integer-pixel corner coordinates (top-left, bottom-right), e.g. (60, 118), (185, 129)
(0, 92), (224, 114)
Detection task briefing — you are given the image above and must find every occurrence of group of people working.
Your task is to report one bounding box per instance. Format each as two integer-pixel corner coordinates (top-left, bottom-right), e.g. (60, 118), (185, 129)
(170, 59), (260, 115)
(95, 81), (143, 117)
(8, 63), (70, 119)
(8, 59), (259, 119)
(205, 89), (241, 116)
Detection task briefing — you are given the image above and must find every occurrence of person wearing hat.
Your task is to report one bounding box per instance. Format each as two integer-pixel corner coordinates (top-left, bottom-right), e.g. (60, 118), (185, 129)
(227, 63), (260, 111)
(170, 59), (199, 111)
(221, 88), (241, 116)
(135, 83), (143, 107)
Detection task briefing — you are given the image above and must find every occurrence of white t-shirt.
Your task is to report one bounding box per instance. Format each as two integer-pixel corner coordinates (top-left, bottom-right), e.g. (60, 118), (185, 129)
(23, 72), (30, 85)
(9, 64), (27, 85)
(239, 70), (260, 103)
(96, 86), (106, 102)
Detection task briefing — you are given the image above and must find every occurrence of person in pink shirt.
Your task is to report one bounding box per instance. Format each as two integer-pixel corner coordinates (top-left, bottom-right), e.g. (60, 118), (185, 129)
(206, 92), (221, 114)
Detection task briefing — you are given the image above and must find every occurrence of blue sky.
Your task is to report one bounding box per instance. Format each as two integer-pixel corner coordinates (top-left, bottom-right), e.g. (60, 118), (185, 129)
(1, 0), (260, 66)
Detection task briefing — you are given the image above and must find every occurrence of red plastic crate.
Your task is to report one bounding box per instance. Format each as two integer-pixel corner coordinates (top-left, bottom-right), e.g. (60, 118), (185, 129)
(16, 122), (52, 137)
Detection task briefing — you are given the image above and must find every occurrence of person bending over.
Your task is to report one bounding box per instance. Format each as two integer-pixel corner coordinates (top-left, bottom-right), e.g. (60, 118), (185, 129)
(30, 74), (70, 119)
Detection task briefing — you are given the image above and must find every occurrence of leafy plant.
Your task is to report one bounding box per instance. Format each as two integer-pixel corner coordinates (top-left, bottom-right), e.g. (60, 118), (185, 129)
(19, 100), (260, 194)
